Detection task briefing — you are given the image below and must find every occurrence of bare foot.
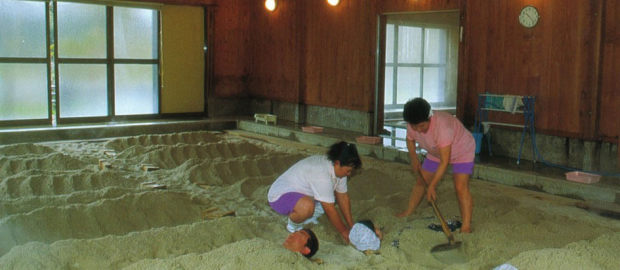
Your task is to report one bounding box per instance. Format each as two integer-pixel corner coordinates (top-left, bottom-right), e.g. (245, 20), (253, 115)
(396, 211), (412, 218)
(459, 227), (472, 233)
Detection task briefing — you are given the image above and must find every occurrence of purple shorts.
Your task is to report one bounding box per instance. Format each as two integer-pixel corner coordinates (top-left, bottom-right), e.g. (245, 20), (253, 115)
(269, 192), (307, 215)
(422, 159), (474, 175)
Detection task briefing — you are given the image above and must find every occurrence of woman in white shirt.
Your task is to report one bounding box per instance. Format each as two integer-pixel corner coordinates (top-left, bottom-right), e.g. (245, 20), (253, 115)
(268, 141), (362, 243)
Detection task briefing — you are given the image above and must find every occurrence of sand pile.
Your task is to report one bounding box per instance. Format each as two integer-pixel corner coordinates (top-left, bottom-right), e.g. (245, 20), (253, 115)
(0, 130), (619, 269)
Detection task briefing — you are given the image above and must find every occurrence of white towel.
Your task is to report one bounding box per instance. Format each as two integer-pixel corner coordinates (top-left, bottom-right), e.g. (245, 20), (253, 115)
(493, 263), (518, 270)
(502, 96), (524, 114)
(349, 223), (380, 251)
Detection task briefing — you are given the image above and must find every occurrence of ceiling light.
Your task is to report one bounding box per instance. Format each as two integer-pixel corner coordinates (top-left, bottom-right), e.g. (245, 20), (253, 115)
(327, 0), (340, 6)
(265, 0), (277, 12)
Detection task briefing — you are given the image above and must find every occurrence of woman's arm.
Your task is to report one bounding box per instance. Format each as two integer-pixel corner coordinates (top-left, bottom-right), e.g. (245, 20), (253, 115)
(407, 139), (424, 180)
(396, 139), (427, 217)
(321, 201), (350, 243)
(426, 145), (451, 202)
(335, 191), (353, 228)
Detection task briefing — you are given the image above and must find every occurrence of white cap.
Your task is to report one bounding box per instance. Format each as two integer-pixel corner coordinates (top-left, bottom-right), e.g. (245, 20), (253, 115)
(349, 223), (380, 251)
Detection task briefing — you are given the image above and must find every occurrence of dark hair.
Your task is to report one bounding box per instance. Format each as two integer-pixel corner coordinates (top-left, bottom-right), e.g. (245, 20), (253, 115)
(358, 219), (375, 232)
(327, 141), (362, 169)
(302, 228), (319, 258)
(403, 98), (431, 124)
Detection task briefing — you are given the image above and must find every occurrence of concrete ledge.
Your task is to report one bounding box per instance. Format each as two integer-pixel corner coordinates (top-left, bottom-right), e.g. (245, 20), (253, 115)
(247, 99), (374, 134)
(238, 119), (620, 204)
(0, 119), (236, 145)
(474, 164), (617, 203)
(238, 120), (411, 164)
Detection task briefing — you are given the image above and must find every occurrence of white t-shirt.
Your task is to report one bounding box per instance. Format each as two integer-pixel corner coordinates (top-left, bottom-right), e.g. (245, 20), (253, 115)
(267, 155), (348, 203)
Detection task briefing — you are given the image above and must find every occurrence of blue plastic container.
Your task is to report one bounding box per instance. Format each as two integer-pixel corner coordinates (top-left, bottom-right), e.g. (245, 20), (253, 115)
(473, 132), (483, 154)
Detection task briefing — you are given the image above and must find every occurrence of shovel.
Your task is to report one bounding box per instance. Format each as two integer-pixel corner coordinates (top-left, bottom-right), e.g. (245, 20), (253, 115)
(429, 199), (462, 252)
(428, 199), (467, 264)
(418, 174), (466, 263)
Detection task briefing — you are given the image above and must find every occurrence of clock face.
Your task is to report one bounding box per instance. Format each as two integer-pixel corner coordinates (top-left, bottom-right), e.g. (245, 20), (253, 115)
(519, 5), (539, 28)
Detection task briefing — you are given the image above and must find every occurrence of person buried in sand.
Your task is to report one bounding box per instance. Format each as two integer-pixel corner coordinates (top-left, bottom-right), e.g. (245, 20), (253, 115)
(268, 141), (362, 242)
(282, 228), (319, 258)
(349, 219), (383, 255)
(396, 97), (476, 233)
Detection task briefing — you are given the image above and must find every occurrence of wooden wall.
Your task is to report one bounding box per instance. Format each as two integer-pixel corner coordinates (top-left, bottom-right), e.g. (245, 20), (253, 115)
(211, 0), (250, 98)
(212, 0), (458, 111)
(207, 0), (619, 141)
(600, 1), (620, 140)
(460, 0), (605, 140)
(237, 0), (381, 111)
(246, 0), (301, 103)
(303, 0), (377, 111)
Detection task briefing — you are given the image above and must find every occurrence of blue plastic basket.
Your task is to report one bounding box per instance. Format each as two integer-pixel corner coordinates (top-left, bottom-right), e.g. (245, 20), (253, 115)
(473, 132), (483, 154)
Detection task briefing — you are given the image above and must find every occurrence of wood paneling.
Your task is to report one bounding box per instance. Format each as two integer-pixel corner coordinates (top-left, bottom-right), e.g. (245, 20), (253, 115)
(599, 1), (620, 140)
(211, 0), (459, 112)
(206, 0), (618, 140)
(303, 0), (377, 111)
(461, 0), (604, 139)
(247, 0), (301, 103)
(380, 0), (459, 12)
(212, 0), (250, 98)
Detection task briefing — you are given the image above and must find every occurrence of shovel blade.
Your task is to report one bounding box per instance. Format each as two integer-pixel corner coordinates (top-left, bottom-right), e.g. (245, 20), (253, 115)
(431, 241), (462, 253)
(431, 241), (467, 264)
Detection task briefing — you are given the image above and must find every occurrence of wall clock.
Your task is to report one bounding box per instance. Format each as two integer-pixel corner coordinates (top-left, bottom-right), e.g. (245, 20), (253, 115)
(519, 5), (539, 28)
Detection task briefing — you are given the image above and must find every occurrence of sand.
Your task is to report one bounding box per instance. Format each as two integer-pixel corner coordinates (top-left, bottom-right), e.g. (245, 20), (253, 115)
(0, 130), (619, 269)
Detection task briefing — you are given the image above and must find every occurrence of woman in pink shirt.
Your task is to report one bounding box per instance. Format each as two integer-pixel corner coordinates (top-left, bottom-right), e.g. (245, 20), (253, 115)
(396, 98), (475, 233)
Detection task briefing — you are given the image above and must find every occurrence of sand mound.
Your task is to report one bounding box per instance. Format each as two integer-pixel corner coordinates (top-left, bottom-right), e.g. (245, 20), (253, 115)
(0, 130), (619, 269)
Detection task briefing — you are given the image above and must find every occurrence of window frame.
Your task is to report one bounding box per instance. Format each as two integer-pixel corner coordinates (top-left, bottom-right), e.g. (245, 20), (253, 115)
(0, 0), (161, 126)
(54, 1), (161, 124)
(0, 0), (52, 126)
(384, 20), (455, 111)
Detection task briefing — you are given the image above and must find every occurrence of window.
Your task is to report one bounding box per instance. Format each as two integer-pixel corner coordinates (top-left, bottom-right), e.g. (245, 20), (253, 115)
(113, 6), (159, 115)
(0, 0), (160, 125)
(0, 0), (48, 122)
(383, 12), (459, 113)
(382, 126), (408, 149)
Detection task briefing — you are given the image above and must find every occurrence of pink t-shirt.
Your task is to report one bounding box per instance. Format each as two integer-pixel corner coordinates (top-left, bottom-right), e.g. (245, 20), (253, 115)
(406, 111), (475, 163)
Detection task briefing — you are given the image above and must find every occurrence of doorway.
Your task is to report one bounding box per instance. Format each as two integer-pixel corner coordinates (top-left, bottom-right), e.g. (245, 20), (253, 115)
(377, 10), (460, 148)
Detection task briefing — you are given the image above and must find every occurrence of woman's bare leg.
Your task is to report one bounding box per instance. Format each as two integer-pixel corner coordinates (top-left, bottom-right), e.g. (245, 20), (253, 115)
(453, 173), (473, 233)
(289, 196), (315, 223)
(398, 169), (435, 217)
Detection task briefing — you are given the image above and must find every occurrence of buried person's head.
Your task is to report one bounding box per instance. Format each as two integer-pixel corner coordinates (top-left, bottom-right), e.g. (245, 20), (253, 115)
(283, 228), (319, 258)
(349, 219), (382, 252)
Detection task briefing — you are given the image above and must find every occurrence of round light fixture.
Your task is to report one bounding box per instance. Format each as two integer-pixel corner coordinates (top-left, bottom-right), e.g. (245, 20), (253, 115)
(327, 0), (340, 6)
(265, 0), (277, 12)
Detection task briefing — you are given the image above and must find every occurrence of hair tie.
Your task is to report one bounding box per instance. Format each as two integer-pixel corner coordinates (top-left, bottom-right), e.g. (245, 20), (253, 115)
(428, 107), (434, 118)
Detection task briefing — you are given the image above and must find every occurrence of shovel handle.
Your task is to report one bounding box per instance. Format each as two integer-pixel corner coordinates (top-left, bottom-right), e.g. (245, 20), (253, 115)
(430, 200), (455, 244)
(418, 171), (456, 244)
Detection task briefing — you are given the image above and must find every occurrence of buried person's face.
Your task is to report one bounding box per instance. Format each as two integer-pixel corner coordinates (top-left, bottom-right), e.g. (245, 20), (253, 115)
(375, 226), (384, 240)
(283, 230), (311, 256)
